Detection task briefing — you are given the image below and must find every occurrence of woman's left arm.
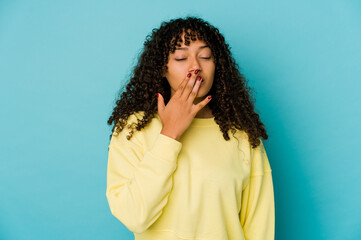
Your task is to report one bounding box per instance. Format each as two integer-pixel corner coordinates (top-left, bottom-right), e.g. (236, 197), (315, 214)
(239, 139), (275, 240)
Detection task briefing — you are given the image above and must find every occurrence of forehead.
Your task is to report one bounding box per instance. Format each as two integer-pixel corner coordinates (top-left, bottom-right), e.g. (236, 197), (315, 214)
(174, 42), (210, 51)
(178, 31), (206, 45)
(174, 37), (210, 51)
(168, 31), (212, 55)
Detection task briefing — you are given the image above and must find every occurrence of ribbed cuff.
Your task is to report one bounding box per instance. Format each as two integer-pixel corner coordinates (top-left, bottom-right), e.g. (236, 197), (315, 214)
(148, 133), (183, 163)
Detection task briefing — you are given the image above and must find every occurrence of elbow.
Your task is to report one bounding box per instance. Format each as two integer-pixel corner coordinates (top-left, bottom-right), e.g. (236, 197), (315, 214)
(109, 207), (150, 233)
(106, 192), (151, 234)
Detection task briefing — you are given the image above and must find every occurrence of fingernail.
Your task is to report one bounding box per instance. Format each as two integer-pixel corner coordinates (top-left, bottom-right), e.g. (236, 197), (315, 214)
(207, 95), (212, 100)
(194, 69), (199, 74)
(197, 76), (202, 80)
(157, 93), (159, 98)
(187, 73), (191, 78)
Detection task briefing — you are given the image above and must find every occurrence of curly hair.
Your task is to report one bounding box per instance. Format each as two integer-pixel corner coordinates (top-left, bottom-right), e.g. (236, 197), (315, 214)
(107, 16), (268, 149)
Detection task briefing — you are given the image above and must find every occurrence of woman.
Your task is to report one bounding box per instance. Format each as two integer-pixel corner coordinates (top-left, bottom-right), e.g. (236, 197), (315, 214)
(106, 16), (275, 240)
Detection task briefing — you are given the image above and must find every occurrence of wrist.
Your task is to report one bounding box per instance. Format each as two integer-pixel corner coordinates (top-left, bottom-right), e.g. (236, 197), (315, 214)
(160, 128), (180, 141)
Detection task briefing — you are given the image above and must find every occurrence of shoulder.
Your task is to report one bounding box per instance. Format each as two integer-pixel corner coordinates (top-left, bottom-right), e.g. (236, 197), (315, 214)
(250, 138), (272, 175)
(113, 111), (161, 143)
(114, 111), (147, 130)
(112, 111), (147, 142)
(126, 111), (146, 124)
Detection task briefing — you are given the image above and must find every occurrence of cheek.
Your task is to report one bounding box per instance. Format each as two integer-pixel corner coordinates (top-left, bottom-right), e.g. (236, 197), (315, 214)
(207, 64), (216, 79)
(165, 72), (183, 90)
(167, 67), (186, 83)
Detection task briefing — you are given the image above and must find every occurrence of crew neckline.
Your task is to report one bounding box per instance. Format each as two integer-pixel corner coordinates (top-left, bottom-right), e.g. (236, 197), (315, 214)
(190, 116), (216, 127)
(154, 113), (216, 127)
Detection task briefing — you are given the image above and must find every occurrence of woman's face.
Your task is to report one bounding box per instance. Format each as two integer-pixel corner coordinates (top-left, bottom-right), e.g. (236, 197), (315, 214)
(162, 33), (215, 101)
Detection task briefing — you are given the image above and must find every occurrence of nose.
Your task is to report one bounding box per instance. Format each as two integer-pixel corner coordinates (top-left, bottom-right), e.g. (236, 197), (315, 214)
(189, 56), (201, 73)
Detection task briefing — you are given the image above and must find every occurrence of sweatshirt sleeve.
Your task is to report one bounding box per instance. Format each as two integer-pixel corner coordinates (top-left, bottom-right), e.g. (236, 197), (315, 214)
(106, 123), (182, 234)
(239, 138), (275, 240)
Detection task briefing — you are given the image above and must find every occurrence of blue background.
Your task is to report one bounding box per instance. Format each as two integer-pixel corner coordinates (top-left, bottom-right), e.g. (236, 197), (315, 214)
(1, 0), (360, 239)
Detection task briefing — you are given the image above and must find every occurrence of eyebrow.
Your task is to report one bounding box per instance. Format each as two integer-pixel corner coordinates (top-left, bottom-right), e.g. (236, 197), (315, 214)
(175, 45), (209, 50)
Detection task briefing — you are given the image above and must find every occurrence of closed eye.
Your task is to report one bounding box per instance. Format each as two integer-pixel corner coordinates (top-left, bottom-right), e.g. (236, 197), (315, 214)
(175, 57), (211, 61)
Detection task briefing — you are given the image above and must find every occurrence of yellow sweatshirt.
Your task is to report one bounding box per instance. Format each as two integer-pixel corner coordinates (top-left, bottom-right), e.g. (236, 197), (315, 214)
(106, 111), (275, 240)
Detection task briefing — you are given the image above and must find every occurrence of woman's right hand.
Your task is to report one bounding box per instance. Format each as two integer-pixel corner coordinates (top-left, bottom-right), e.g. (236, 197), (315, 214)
(157, 70), (212, 141)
